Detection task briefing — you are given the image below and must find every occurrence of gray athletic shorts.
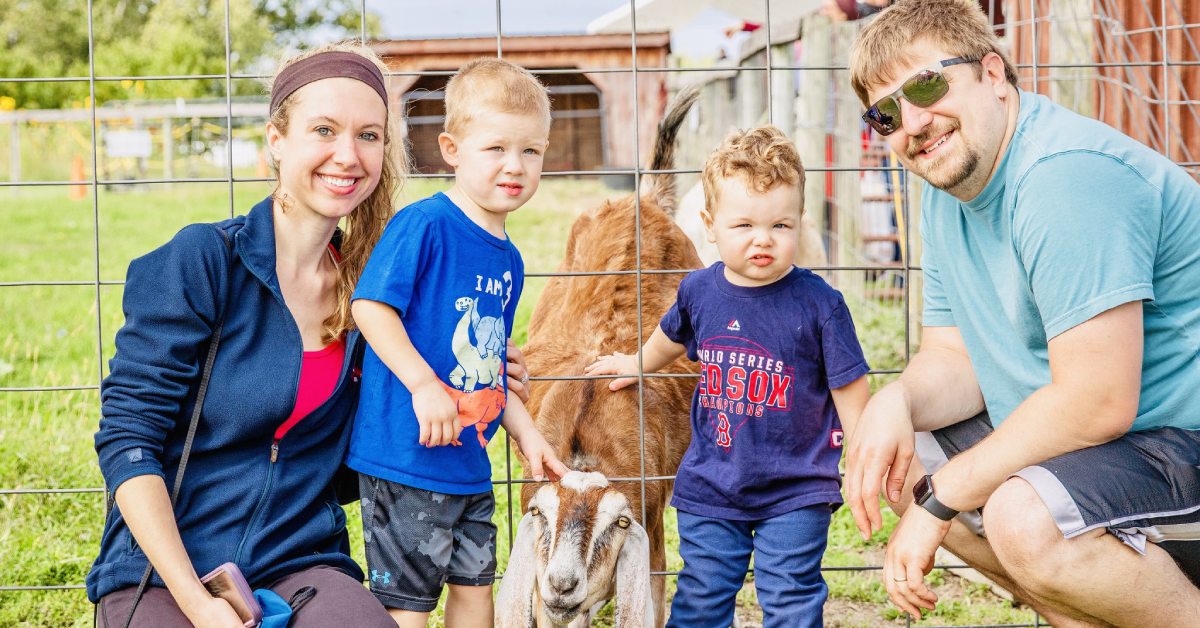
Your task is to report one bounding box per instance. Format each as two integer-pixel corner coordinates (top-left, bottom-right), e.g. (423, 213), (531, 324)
(358, 474), (497, 612)
(915, 412), (1200, 586)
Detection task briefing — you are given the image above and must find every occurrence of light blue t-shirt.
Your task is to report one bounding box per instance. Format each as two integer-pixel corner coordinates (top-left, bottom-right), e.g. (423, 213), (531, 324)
(348, 192), (524, 493)
(921, 91), (1200, 431)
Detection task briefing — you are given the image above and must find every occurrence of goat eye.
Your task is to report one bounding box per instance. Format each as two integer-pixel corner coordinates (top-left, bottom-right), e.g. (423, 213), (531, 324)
(617, 516), (630, 529)
(530, 506), (540, 517)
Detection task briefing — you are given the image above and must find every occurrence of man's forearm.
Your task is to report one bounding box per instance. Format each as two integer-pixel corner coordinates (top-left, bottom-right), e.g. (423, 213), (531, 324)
(933, 383), (1131, 511)
(931, 302), (1143, 512)
(895, 344), (985, 432)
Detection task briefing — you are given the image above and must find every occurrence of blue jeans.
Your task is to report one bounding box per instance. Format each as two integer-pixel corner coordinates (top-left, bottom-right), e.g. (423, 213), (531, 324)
(667, 504), (832, 628)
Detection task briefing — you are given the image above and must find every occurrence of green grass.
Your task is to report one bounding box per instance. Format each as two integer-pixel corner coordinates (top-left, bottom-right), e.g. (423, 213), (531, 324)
(0, 181), (1023, 626)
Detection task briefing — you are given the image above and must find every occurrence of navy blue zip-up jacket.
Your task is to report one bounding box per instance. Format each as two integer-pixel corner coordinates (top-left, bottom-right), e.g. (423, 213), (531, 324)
(87, 197), (365, 602)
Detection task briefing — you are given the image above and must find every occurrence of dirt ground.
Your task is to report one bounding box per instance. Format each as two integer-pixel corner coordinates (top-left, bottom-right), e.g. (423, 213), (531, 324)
(730, 547), (1025, 628)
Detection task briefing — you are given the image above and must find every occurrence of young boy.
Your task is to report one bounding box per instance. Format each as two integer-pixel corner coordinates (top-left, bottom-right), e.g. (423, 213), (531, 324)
(586, 126), (871, 628)
(348, 58), (568, 628)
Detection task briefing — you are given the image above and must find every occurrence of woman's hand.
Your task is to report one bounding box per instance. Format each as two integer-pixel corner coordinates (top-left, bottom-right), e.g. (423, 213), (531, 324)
(506, 340), (531, 403)
(180, 593), (246, 628)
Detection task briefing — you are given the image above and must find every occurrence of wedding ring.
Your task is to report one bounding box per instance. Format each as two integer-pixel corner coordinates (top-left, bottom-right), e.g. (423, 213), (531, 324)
(892, 576), (908, 582)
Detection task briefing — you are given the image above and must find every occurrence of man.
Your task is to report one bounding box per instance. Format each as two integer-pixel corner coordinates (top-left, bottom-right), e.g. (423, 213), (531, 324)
(843, 1), (1200, 626)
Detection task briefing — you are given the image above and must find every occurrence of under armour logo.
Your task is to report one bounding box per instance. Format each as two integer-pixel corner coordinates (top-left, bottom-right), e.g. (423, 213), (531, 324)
(371, 570), (391, 585)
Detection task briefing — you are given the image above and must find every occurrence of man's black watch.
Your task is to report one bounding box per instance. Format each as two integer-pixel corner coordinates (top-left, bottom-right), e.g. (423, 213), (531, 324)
(913, 474), (959, 521)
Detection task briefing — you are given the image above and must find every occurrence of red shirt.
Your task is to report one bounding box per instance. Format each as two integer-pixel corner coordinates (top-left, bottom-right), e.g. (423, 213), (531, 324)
(275, 338), (346, 440)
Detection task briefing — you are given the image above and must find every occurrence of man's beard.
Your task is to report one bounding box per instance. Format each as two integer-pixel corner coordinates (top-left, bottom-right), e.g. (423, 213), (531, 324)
(905, 121), (980, 194)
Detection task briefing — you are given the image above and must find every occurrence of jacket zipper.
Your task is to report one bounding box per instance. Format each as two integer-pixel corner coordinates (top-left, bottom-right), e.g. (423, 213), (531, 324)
(233, 439), (279, 564)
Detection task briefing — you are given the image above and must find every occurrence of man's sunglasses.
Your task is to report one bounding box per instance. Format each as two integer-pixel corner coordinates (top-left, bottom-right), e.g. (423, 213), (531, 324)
(862, 57), (979, 136)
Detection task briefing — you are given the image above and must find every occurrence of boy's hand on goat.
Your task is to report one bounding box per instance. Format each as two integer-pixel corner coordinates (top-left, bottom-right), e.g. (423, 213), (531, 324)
(583, 351), (642, 391)
(506, 339), (531, 403)
(516, 431), (571, 482)
(412, 381), (461, 447)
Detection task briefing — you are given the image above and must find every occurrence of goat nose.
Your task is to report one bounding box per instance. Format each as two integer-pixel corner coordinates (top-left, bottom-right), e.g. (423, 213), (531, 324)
(549, 571), (579, 595)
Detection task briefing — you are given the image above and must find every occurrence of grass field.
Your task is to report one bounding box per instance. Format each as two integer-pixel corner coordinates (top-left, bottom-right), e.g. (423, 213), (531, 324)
(0, 180), (1035, 626)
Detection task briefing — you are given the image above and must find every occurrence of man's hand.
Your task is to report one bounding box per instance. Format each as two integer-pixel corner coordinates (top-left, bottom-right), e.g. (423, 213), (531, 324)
(883, 505), (951, 618)
(412, 381), (460, 447)
(506, 340), (531, 404)
(844, 383), (916, 539)
(583, 351), (641, 391)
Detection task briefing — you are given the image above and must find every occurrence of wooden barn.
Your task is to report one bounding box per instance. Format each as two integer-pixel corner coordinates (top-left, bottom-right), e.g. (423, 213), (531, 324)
(372, 33), (672, 175)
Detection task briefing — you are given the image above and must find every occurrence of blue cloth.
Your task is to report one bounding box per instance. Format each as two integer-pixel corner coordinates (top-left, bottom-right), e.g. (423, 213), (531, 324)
(88, 197), (364, 602)
(660, 263), (869, 520)
(348, 192), (524, 494)
(920, 91), (1200, 431)
(255, 588), (292, 628)
(667, 505), (833, 628)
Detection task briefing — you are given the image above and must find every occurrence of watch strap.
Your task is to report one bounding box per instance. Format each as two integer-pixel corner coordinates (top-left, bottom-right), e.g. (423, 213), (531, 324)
(914, 474), (959, 521)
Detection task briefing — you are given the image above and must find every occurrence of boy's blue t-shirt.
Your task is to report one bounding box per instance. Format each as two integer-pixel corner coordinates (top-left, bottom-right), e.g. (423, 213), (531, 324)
(921, 91), (1200, 431)
(661, 263), (870, 520)
(348, 192), (524, 494)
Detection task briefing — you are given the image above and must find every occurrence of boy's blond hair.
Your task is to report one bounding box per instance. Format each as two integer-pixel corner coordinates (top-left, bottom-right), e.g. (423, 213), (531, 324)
(850, 0), (1019, 108)
(444, 58), (551, 136)
(702, 125), (805, 215)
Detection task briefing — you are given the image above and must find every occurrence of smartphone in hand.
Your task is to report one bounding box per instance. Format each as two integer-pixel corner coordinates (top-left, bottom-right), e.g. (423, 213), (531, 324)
(200, 562), (262, 627)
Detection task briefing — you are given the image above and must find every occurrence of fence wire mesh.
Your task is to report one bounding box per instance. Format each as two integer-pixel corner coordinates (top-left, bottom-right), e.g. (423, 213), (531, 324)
(1, 0), (1196, 626)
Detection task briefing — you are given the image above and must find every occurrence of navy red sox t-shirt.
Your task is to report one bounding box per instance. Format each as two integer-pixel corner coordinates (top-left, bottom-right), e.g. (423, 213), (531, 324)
(661, 263), (870, 520)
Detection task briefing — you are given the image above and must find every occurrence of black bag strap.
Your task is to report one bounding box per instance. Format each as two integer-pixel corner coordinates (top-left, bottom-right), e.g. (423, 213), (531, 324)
(109, 226), (232, 628)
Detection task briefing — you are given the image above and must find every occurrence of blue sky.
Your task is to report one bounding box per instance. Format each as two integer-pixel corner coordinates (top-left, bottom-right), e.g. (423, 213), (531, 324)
(369, 0), (736, 60)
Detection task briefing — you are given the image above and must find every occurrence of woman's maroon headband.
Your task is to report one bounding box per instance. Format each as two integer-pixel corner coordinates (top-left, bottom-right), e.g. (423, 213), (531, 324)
(269, 50), (388, 114)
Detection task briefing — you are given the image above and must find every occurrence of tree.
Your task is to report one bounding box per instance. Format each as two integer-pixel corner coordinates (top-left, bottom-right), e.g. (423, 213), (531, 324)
(0, 0), (381, 109)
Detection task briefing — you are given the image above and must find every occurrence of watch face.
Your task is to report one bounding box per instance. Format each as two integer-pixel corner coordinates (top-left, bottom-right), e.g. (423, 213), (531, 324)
(913, 474), (933, 504)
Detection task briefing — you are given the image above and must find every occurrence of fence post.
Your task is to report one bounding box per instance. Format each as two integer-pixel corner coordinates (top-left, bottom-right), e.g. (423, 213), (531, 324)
(796, 15), (831, 248)
(9, 121), (19, 188)
(771, 42), (796, 137)
(832, 20), (864, 296)
(163, 117), (173, 184)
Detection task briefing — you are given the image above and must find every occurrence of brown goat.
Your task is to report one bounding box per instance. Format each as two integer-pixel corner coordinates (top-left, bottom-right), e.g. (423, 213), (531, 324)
(503, 87), (702, 626)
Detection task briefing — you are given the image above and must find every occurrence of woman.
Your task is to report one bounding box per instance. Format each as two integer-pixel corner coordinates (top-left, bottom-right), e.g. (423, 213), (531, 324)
(87, 42), (530, 627)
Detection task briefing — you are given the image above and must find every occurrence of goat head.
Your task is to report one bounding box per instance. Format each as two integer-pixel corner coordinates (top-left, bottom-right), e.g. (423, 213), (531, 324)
(496, 471), (654, 627)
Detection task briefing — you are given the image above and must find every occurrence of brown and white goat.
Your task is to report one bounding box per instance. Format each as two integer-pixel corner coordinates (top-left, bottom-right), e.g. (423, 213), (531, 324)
(498, 471), (655, 627)
(497, 87), (702, 627)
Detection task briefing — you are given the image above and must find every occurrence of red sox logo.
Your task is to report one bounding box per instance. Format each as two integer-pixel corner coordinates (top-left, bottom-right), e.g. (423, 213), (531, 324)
(715, 412), (732, 449)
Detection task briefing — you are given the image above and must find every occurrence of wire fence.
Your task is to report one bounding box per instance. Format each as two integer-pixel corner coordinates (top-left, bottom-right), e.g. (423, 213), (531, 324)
(1, 0), (1197, 626)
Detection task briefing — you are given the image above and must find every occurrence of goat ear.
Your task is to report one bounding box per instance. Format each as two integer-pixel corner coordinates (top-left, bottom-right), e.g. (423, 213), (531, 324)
(613, 519), (656, 628)
(496, 512), (538, 628)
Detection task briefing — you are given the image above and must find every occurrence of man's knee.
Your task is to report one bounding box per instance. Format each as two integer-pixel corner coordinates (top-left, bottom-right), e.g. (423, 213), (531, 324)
(982, 478), (1072, 587)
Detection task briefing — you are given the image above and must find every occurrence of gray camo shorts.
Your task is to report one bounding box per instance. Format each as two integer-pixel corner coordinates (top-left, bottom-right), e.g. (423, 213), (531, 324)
(358, 474), (497, 612)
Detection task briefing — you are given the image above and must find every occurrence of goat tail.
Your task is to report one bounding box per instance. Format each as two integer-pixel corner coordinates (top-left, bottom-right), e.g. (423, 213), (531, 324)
(643, 84), (700, 216)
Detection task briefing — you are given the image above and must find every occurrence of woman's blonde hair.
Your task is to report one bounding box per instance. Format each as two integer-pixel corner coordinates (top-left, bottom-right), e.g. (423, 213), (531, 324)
(268, 41), (408, 344)
(849, 0), (1018, 107)
(702, 125), (805, 216)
